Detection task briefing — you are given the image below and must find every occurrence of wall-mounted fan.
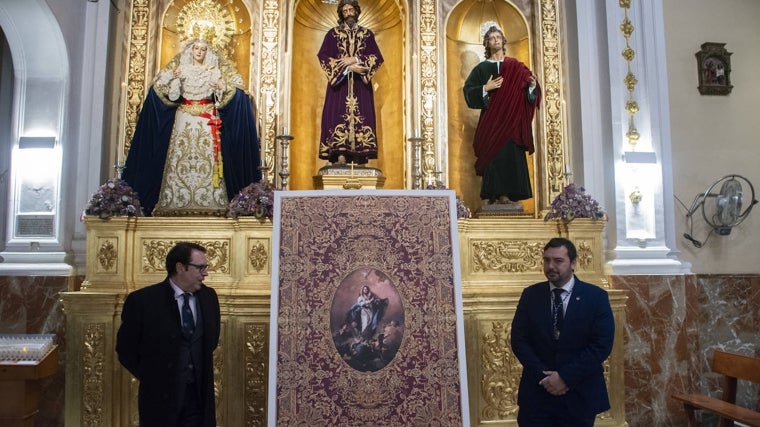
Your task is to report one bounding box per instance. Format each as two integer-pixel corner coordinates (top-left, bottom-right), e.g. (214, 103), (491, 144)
(683, 174), (757, 248)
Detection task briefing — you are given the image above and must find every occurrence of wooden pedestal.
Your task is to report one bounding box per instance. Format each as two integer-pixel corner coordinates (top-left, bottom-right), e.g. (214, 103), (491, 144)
(0, 346), (58, 427)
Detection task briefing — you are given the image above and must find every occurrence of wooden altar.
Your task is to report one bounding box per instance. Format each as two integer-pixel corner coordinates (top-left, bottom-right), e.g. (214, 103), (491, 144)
(61, 216), (626, 426)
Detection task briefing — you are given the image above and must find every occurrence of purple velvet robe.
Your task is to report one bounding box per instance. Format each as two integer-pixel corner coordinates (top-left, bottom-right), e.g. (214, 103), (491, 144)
(318, 24), (384, 164)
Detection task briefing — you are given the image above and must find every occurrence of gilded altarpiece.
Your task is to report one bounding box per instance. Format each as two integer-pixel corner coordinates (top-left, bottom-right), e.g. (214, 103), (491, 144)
(63, 0), (628, 425)
(63, 216), (626, 426)
(114, 0), (570, 211)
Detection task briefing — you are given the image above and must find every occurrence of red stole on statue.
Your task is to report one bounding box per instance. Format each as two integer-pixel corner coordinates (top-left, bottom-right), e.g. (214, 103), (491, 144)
(473, 57), (542, 176)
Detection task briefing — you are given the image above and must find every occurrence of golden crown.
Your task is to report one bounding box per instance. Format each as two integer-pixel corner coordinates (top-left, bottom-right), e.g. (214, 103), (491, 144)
(190, 21), (217, 45)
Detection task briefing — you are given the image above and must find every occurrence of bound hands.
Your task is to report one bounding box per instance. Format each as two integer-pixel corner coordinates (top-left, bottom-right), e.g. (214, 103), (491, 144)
(539, 370), (569, 396)
(339, 56), (369, 75)
(528, 75), (537, 90)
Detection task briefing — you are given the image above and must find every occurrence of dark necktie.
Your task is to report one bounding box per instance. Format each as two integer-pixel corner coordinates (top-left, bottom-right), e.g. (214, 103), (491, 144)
(181, 293), (195, 339)
(552, 288), (564, 340)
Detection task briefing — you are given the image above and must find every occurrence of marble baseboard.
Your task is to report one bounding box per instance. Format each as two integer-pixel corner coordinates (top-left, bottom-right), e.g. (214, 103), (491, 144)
(611, 274), (760, 426)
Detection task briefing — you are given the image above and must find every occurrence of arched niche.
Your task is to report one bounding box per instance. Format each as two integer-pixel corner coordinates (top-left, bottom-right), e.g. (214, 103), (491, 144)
(0, 0), (69, 257)
(159, 0), (252, 82)
(290, 0), (406, 190)
(121, 0), (254, 156)
(446, 0), (537, 214)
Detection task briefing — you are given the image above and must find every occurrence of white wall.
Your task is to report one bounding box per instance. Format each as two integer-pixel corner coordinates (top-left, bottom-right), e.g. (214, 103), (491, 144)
(663, 0), (760, 274)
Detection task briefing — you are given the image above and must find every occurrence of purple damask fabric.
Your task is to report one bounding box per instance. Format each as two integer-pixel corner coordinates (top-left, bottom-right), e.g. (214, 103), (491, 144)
(317, 25), (384, 164)
(271, 192), (466, 426)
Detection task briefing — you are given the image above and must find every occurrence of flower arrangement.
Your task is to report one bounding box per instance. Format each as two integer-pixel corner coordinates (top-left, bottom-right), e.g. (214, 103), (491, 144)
(544, 183), (606, 222)
(83, 178), (144, 219)
(228, 181), (276, 219)
(426, 182), (472, 219)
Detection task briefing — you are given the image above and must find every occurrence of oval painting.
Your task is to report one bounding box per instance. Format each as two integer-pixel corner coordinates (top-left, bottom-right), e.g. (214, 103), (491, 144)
(330, 268), (405, 372)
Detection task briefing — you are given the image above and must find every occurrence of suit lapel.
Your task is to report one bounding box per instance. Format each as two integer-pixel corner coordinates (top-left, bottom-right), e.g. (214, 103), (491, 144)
(563, 278), (586, 323)
(161, 280), (183, 335)
(537, 282), (555, 338)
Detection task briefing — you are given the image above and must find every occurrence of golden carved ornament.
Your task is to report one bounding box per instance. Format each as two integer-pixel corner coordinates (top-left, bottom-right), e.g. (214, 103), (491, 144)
(142, 239), (230, 273)
(576, 239), (594, 270)
(97, 240), (117, 272)
(619, 0), (639, 147)
(82, 323), (105, 427)
(598, 359), (613, 419)
(245, 323), (268, 426)
(481, 321), (520, 419)
(619, 18), (634, 38)
(420, 0), (438, 186)
(257, 0), (280, 184)
(248, 241), (268, 273)
(622, 46), (635, 61)
(471, 240), (544, 273)
(626, 99), (639, 115)
(213, 325), (225, 419)
(538, 0), (567, 198)
(629, 188), (643, 205)
(142, 240), (175, 273)
(122, 0), (149, 155)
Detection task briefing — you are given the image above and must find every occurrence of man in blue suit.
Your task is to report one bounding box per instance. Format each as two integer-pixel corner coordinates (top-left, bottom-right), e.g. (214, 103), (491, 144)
(511, 237), (615, 426)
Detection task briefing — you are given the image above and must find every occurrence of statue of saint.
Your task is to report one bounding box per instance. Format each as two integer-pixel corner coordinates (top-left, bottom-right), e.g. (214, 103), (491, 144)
(463, 24), (541, 207)
(317, 0), (384, 166)
(123, 38), (260, 216)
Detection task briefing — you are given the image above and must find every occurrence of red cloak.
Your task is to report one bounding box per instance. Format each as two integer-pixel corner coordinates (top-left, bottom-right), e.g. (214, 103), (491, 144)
(473, 57), (541, 176)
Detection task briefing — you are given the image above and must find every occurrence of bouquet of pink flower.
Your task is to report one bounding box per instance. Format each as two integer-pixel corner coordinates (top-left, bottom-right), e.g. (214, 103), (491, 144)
(228, 181), (276, 219)
(544, 183), (606, 221)
(84, 178), (144, 219)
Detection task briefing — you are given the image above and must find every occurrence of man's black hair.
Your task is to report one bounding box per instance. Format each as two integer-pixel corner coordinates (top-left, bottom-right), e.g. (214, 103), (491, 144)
(544, 237), (577, 263)
(166, 241), (207, 276)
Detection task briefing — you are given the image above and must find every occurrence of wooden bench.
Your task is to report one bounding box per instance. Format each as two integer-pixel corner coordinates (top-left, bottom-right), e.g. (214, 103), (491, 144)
(672, 350), (760, 427)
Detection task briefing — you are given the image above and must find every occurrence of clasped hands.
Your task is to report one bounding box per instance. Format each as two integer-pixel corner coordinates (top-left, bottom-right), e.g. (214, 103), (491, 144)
(339, 56), (369, 75)
(539, 370), (569, 396)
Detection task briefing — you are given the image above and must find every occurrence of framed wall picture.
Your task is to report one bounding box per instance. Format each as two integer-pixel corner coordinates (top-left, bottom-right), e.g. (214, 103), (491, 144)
(695, 42), (733, 95)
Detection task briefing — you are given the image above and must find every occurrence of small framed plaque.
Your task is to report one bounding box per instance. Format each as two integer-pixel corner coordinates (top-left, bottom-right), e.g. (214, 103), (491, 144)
(695, 42), (733, 95)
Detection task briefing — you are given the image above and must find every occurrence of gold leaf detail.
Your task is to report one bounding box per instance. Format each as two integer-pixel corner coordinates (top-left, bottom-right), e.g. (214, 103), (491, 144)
(97, 240), (117, 272)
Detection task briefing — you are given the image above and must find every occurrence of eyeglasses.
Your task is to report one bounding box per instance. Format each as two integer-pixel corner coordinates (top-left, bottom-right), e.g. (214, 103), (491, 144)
(186, 263), (209, 272)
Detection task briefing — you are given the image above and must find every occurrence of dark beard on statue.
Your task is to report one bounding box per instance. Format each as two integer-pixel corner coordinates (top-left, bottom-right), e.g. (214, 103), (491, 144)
(344, 16), (357, 28)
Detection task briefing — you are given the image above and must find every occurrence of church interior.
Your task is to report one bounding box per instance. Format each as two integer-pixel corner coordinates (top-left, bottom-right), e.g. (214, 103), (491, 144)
(0, 0), (758, 425)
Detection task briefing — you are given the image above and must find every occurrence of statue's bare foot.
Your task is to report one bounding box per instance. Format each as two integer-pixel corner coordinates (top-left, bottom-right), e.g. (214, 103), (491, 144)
(337, 155), (347, 165)
(497, 196), (517, 204)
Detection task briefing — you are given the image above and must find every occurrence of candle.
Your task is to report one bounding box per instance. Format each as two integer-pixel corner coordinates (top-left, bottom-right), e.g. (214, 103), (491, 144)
(284, 126), (288, 136)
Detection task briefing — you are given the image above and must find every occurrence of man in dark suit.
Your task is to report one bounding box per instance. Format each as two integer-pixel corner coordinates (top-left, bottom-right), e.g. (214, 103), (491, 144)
(511, 237), (614, 426)
(116, 241), (221, 427)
